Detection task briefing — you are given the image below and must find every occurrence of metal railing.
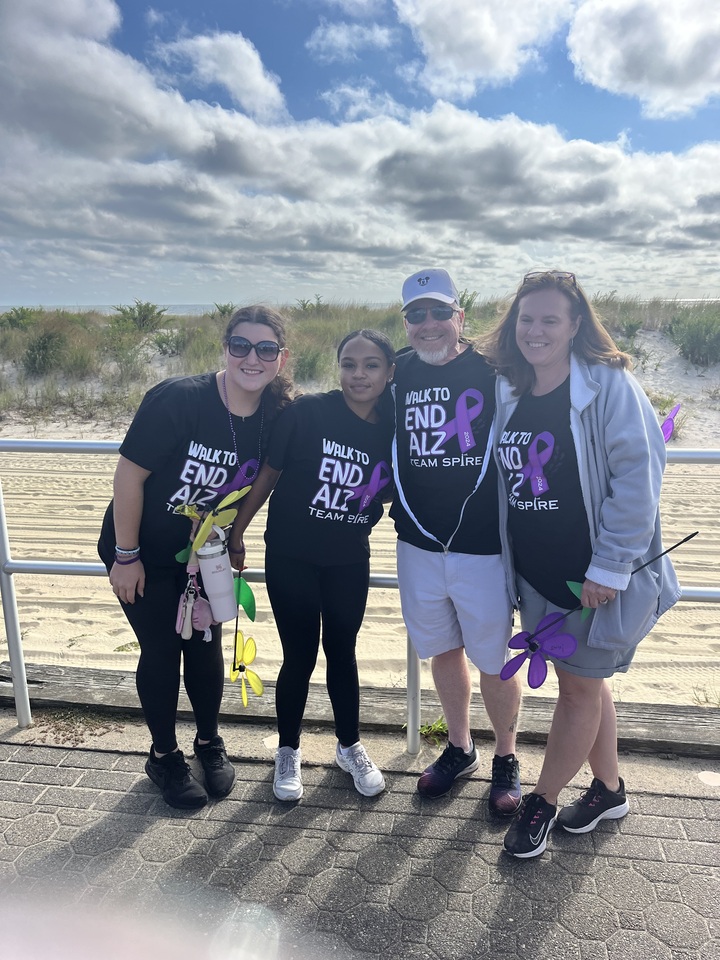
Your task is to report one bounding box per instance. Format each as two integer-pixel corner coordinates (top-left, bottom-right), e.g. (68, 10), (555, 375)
(2, 439), (720, 753)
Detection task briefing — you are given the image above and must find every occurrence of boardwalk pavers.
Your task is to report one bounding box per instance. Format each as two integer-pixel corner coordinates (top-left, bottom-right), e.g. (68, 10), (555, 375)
(0, 740), (718, 959)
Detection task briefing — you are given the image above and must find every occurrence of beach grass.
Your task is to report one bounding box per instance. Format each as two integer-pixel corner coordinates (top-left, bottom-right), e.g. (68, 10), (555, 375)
(1, 295), (719, 423)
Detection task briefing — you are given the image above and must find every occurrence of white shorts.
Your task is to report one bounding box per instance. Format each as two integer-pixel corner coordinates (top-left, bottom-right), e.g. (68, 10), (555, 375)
(396, 540), (512, 675)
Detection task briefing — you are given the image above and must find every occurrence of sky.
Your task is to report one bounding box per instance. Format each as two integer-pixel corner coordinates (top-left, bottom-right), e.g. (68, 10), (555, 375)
(1, 0), (720, 307)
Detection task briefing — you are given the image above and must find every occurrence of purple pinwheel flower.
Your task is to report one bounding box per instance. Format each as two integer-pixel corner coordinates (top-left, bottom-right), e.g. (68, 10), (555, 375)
(661, 403), (681, 443)
(500, 532), (698, 689)
(500, 613), (578, 689)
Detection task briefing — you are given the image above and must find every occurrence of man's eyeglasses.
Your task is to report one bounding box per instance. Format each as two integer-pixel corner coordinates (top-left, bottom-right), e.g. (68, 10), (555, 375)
(226, 336), (281, 362)
(523, 270), (577, 287)
(404, 305), (457, 325)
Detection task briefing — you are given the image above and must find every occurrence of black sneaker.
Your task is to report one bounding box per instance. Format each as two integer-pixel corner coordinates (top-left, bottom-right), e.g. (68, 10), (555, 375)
(145, 748), (208, 810)
(417, 741), (480, 798)
(557, 777), (629, 834)
(503, 793), (557, 858)
(489, 753), (522, 816)
(194, 735), (237, 798)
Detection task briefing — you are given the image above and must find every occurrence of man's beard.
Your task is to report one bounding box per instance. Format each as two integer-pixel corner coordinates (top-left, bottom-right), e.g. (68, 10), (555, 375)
(414, 343), (451, 365)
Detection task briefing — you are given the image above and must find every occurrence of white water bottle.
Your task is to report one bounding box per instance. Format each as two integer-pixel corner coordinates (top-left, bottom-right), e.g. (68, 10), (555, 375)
(196, 540), (237, 622)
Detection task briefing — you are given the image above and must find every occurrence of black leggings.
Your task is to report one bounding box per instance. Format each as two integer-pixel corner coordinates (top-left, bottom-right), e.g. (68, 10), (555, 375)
(119, 565), (225, 754)
(265, 552), (369, 749)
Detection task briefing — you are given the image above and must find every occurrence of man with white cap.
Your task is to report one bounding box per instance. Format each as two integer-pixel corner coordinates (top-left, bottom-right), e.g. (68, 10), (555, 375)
(391, 268), (522, 814)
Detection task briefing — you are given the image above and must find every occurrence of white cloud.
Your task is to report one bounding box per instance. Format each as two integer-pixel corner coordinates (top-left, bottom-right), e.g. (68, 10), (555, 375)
(321, 82), (408, 120)
(146, 7), (167, 28)
(568, 0), (720, 118)
(0, 0), (121, 40)
(156, 32), (288, 122)
(1, 0), (719, 303)
(0, 1), (209, 161)
(318, 0), (388, 16)
(392, 0), (575, 99)
(4, 95), (720, 300)
(306, 20), (396, 64)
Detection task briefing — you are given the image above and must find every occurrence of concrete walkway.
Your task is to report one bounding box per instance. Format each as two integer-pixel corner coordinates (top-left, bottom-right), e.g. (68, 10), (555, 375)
(1, 711), (718, 960)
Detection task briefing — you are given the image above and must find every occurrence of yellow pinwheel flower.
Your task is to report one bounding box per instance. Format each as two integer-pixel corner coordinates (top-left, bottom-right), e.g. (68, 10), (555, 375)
(193, 488), (250, 552)
(229, 630), (264, 707)
(174, 488), (252, 564)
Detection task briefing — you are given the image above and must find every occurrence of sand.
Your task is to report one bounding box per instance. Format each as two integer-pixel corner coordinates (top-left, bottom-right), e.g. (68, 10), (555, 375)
(1, 329), (719, 708)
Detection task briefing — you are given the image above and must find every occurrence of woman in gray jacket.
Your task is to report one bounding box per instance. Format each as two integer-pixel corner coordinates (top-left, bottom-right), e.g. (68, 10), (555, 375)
(483, 270), (680, 858)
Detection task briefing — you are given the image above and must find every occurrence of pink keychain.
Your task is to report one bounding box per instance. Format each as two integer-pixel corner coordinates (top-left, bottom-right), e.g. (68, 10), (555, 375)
(176, 573), (216, 641)
(176, 575), (197, 639)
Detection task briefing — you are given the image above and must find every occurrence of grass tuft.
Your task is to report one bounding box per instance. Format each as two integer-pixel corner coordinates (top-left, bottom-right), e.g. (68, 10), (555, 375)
(692, 685), (720, 708)
(419, 715), (449, 746)
(666, 308), (720, 366)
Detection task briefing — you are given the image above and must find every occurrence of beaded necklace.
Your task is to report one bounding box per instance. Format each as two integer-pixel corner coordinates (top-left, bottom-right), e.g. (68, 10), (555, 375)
(221, 371), (264, 476)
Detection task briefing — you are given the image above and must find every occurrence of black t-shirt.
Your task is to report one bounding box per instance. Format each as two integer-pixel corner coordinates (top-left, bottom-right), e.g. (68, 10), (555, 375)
(498, 377), (591, 608)
(264, 391), (394, 565)
(98, 374), (264, 568)
(390, 346), (501, 555)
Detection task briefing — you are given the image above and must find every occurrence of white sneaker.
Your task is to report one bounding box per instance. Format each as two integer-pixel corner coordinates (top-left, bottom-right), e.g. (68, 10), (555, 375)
(335, 742), (386, 797)
(273, 746), (303, 801)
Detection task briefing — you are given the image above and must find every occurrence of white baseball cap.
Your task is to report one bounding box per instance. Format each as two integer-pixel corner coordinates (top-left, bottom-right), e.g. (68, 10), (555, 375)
(402, 268), (459, 309)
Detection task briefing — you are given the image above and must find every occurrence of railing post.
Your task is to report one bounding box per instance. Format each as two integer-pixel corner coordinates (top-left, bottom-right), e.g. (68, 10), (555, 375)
(0, 480), (32, 728)
(406, 633), (421, 754)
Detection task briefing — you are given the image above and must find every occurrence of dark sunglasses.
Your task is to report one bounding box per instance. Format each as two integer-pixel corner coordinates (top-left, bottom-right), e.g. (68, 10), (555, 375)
(226, 336), (281, 362)
(523, 270), (577, 287)
(404, 305), (457, 325)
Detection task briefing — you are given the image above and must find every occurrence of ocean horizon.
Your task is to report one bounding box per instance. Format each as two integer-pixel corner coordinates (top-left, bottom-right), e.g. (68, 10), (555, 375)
(1, 304), (224, 316)
(0, 302), (397, 315)
(1, 298), (718, 315)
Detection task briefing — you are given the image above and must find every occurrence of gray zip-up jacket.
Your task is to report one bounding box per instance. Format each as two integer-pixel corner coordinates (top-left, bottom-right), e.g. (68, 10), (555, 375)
(495, 355), (681, 652)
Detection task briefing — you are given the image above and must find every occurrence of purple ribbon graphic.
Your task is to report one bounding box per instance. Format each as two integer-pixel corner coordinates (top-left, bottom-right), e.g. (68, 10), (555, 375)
(438, 389), (484, 452)
(347, 460), (392, 512)
(518, 432), (554, 496)
(214, 457), (260, 497)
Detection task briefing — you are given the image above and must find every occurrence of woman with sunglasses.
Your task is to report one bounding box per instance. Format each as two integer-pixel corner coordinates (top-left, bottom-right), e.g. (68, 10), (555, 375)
(483, 270), (679, 858)
(98, 305), (292, 810)
(228, 329), (396, 801)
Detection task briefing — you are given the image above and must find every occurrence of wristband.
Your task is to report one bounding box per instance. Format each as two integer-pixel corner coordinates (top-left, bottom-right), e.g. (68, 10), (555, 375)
(115, 545), (140, 556)
(228, 543), (245, 555)
(115, 554), (141, 565)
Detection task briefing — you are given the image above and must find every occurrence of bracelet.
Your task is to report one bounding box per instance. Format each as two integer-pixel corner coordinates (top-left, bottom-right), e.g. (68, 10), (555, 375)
(115, 554), (141, 565)
(228, 542), (245, 555)
(115, 545), (140, 556)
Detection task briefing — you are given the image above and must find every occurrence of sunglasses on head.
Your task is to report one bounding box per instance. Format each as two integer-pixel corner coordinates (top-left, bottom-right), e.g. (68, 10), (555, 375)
(404, 305), (457, 325)
(523, 270), (577, 287)
(226, 336), (281, 362)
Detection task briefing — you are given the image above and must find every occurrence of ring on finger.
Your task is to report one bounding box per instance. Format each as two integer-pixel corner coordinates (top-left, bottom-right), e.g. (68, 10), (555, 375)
(599, 597), (609, 604)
